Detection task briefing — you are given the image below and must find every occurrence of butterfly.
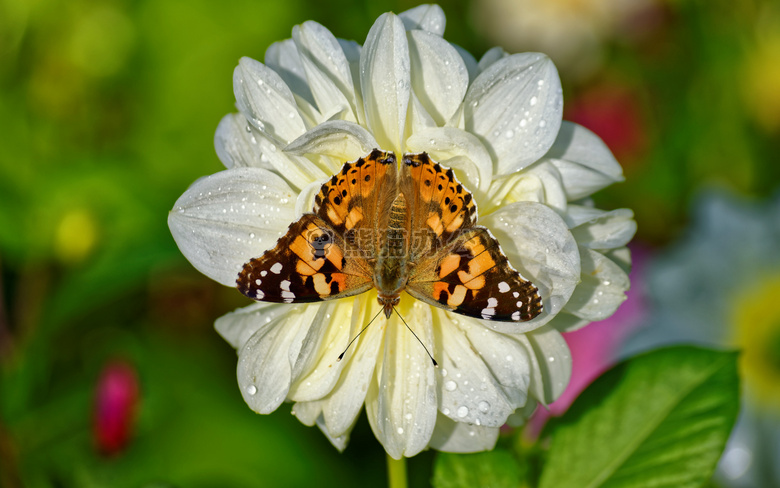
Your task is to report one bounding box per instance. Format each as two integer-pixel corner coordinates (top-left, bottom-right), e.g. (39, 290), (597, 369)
(237, 149), (542, 322)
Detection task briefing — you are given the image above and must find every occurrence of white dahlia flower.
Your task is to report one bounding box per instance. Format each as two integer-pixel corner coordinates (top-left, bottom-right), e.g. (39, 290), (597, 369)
(168, 4), (635, 459)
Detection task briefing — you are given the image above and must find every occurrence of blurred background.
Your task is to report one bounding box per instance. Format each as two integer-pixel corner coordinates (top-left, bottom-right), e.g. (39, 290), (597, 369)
(1, 0), (778, 486)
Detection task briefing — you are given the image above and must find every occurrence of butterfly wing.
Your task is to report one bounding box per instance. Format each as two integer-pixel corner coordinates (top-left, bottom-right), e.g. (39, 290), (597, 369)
(399, 153), (477, 260)
(238, 150), (398, 303)
(313, 149), (398, 260)
(237, 214), (373, 303)
(406, 228), (542, 321)
(401, 153), (542, 322)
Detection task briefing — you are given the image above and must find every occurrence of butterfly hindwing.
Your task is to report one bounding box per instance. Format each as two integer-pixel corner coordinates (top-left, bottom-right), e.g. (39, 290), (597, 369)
(407, 228), (542, 321)
(237, 214), (373, 303)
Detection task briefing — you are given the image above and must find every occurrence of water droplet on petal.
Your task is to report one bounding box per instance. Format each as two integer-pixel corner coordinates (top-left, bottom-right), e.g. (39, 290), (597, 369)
(478, 401), (490, 413)
(457, 406), (469, 418)
(397, 427), (404, 434)
(445, 381), (457, 391)
(246, 385), (257, 395)
(530, 96), (538, 106)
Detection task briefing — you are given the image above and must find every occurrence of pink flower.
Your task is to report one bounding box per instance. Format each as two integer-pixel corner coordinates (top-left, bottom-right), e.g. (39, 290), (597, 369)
(93, 360), (139, 455)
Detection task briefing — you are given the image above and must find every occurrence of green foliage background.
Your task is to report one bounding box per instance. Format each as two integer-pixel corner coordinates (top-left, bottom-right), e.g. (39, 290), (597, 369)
(0, 0), (776, 486)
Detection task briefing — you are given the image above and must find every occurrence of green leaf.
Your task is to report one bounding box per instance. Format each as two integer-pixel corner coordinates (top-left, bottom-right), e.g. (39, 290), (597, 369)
(539, 346), (740, 488)
(433, 449), (522, 488)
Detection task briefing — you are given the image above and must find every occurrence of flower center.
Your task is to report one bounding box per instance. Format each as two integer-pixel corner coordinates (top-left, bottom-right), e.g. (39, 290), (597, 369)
(729, 275), (780, 410)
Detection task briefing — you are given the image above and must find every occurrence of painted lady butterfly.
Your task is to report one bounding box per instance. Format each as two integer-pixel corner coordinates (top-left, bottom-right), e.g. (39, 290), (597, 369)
(237, 150), (542, 322)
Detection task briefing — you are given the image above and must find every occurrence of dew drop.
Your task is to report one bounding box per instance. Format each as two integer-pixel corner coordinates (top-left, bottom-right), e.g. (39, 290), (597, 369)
(457, 406), (469, 418)
(530, 96), (538, 106)
(249, 232), (255, 239)
(246, 385), (257, 395)
(519, 119), (527, 128)
(397, 427), (404, 435)
(478, 401), (490, 413)
(442, 407), (450, 415)
(506, 354), (513, 362)
(539, 120), (546, 128)
(445, 380), (457, 391)
(405, 413), (412, 420)
(441, 368), (448, 377)
(504, 129), (514, 139)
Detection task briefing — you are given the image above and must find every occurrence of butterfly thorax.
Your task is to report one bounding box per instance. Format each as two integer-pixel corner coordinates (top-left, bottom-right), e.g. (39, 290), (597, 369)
(375, 192), (411, 317)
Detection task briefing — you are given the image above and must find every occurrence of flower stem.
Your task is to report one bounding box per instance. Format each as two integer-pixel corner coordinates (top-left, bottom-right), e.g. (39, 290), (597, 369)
(386, 454), (407, 488)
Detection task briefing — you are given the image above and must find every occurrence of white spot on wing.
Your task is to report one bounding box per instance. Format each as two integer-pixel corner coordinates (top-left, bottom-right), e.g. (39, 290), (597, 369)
(511, 311), (521, 320)
(255, 290), (265, 299)
(270, 263), (283, 274)
(487, 297), (498, 308)
(280, 280), (291, 291)
(498, 281), (510, 293)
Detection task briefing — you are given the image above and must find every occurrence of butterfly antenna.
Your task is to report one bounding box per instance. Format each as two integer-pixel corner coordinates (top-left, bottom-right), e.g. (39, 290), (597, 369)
(392, 306), (438, 367)
(338, 307), (384, 362)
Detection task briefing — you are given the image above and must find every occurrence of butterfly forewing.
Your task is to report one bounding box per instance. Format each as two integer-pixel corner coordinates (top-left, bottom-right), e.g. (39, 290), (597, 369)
(400, 153), (477, 259)
(237, 215), (373, 303)
(313, 149), (398, 259)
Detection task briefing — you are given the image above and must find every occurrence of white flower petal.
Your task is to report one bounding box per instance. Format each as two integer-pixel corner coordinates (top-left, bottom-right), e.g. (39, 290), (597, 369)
(405, 127), (493, 191)
(284, 120), (379, 164)
(546, 312), (590, 334)
(428, 413), (500, 452)
(366, 301), (437, 459)
(214, 113), (273, 170)
(399, 4), (446, 35)
(482, 161), (567, 214)
(316, 413), (350, 451)
(234, 304), (321, 413)
(525, 161), (567, 212)
(464, 53), (563, 175)
(320, 296), (385, 437)
(479, 202), (580, 332)
(294, 178), (324, 217)
(233, 57), (308, 143)
(544, 122), (624, 200)
(168, 168), (296, 286)
(564, 248), (630, 321)
(215, 302), (289, 349)
(521, 324), (571, 405)
(407, 30), (468, 126)
(432, 310), (530, 427)
(452, 43), (478, 84)
(566, 206), (637, 250)
(603, 246), (632, 275)
(248, 132), (328, 192)
(292, 403), (352, 451)
(434, 321), (513, 427)
(361, 13), (410, 154)
(408, 91), (438, 134)
(288, 300), (356, 401)
(459, 316), (531, 409)
(291, 399), (321, 426)
(264, 38), (315, 107)
(293, 21), (358, 122)
(477, 46), (507, 73)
